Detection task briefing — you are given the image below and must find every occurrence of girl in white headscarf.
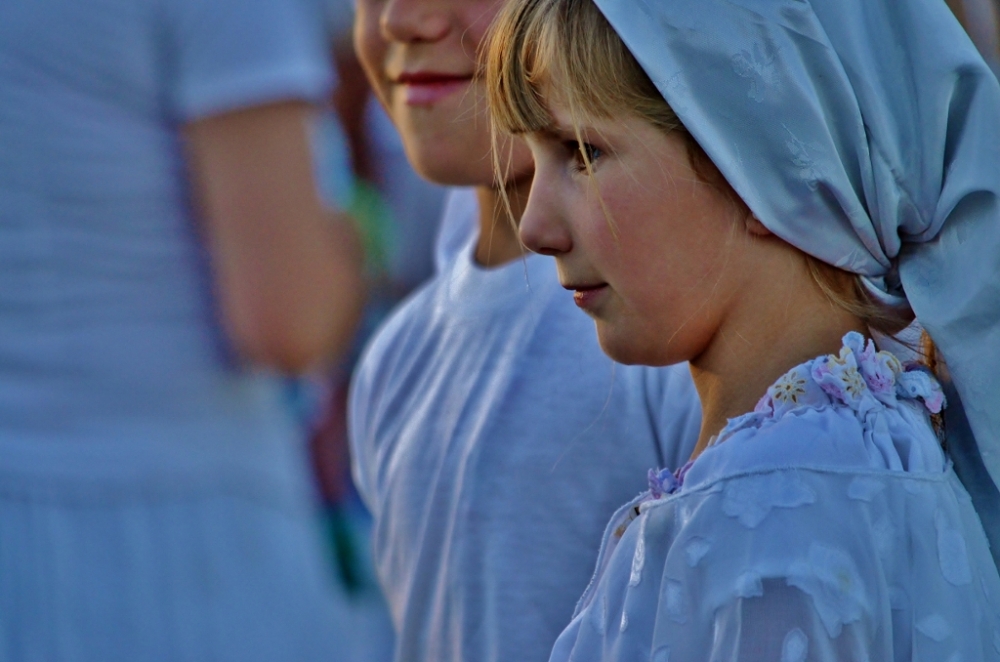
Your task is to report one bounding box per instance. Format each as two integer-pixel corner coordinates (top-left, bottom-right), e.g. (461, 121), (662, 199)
(486, 0), (1000, 659)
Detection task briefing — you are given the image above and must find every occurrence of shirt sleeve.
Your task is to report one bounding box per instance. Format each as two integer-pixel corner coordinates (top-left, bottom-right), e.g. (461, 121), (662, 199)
(165, 0), (333, 121)
(347, 343), (379, 513)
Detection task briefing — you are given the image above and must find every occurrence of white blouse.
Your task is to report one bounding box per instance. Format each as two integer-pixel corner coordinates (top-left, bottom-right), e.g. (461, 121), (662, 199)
(550, 333), (1000, 661)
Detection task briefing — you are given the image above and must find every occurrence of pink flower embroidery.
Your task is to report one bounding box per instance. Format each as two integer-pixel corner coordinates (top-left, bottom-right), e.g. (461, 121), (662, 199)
(711, 332), (945, 449)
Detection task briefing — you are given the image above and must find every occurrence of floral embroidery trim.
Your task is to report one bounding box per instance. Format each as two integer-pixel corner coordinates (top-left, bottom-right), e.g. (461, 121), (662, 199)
(643, 333), (945, 506)
(648, 460), (694, 499)
(755, 332), (945, 420)
(734, 332), (945, 449)
(772, 371), (808, 405)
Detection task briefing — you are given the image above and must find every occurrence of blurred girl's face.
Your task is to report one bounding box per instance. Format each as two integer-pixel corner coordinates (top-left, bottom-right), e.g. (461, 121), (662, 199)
(520, 102), (755, 366)
(355, 0), (533, 187)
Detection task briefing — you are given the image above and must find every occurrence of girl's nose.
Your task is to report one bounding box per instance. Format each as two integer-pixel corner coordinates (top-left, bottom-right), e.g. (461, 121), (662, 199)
(381, 0), (450, 44)
(519, 184), (572, 257)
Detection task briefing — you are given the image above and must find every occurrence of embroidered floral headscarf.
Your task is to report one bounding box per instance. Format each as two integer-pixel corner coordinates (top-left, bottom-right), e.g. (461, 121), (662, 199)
(591, 0), (1000, 560)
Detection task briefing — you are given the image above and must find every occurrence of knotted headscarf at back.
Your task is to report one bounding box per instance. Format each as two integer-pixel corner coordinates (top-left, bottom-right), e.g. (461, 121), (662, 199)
(592, 0), (1000, 560)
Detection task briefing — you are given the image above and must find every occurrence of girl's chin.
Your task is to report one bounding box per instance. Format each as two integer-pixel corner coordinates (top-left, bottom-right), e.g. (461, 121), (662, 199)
(596, 322), (684, 367)
(596, 325), (645, 365)
(409, 151), (491, 188)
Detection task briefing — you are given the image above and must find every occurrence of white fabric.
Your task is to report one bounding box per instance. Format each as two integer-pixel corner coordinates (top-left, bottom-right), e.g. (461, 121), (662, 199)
(433, 187), (479, 274)
(0, 0), (345, 658)
(349, 196), (701, 662)
(0, 0), (332, 476)
(550, 336), (1000, 662)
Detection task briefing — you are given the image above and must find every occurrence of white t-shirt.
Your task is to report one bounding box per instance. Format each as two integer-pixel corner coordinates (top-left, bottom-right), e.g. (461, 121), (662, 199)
(432, 187), (479, 273)
(349, 189), (701, 662)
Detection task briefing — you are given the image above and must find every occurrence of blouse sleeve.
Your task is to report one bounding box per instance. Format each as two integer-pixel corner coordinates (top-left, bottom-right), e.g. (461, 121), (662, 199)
(164, 0), (333, 121)
(553, 467), (999, 662)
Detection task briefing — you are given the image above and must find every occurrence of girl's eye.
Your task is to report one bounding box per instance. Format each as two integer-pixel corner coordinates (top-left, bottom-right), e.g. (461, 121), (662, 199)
(581, 143), (603, 164)
(567, 141), (604, 172)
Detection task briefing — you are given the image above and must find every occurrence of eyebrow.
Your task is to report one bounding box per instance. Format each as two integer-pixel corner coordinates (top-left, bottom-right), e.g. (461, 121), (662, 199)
(531, 123), (586, 142)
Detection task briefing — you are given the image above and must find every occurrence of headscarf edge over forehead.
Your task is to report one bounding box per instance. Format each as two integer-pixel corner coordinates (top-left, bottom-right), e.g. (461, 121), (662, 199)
(593, 0), (1000, 553)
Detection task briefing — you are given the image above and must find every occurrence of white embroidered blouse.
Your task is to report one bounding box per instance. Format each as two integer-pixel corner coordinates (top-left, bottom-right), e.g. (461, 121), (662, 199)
(549, 333), (1000, 662)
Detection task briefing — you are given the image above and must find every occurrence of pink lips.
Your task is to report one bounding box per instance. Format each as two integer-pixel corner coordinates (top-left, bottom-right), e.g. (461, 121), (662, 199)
(396, 72), (472, 106)
(570, 285), (608, 311)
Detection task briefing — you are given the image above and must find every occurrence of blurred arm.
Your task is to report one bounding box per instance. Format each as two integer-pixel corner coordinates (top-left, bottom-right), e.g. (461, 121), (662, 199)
(184, 101), (365, 373)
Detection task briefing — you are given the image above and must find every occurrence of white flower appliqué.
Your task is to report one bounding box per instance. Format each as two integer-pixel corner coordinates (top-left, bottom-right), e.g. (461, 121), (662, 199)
(722, 472), (817, 528)
(915, 614), (953, 642)
(935, 509), (972, 586)
(787, 543), (868, 638)
(782, 628), (809, 662)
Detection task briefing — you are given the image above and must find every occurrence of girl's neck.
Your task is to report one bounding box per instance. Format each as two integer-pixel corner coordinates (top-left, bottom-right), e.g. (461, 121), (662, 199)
(687, 255), (868, 459)
(473, 175), (532, 268)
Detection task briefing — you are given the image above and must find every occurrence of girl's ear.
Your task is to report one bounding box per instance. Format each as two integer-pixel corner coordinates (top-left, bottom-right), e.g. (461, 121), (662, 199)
(745, 212), (772, 237)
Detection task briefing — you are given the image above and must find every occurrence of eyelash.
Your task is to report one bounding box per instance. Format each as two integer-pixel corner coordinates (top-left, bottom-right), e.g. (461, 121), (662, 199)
(566, 141), (604, 172)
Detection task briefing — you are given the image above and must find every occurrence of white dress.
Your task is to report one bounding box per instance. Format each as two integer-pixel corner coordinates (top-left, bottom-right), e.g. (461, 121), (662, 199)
(0, 0), (346, 658)
(550, 333), (1000, 662)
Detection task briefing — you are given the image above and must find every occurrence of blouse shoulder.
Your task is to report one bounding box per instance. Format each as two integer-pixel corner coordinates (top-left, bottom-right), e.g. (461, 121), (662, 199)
(682, 333), (948, 492)
(551, 335), (1000, 662)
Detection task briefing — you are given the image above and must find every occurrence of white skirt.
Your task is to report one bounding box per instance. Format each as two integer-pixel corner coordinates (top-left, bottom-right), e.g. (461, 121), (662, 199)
(0, 450), (351, 661)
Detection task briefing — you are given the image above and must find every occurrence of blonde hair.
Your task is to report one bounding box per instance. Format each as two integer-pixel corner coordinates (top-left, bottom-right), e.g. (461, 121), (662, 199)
(484, 0), (916, 340)
(486, 0), (682, 137)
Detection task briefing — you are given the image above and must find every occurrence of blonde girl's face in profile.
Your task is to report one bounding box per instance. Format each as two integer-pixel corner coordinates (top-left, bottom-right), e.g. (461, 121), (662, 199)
(520, 103), (757, 367)
(354, 0), (533, 187)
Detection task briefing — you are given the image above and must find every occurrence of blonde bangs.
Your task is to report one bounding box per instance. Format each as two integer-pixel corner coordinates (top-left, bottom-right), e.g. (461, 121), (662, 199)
(485, 0), (681, 137)
(484, 0), (558, 136)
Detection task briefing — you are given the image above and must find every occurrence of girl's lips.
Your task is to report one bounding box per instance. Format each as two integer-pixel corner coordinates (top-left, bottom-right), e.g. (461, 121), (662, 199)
(396, 72), (472, 106)
(571, 285), (609, 311)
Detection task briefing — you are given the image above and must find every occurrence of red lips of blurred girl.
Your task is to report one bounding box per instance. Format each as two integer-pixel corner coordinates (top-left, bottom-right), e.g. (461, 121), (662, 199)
(396, 72), (472, 106)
